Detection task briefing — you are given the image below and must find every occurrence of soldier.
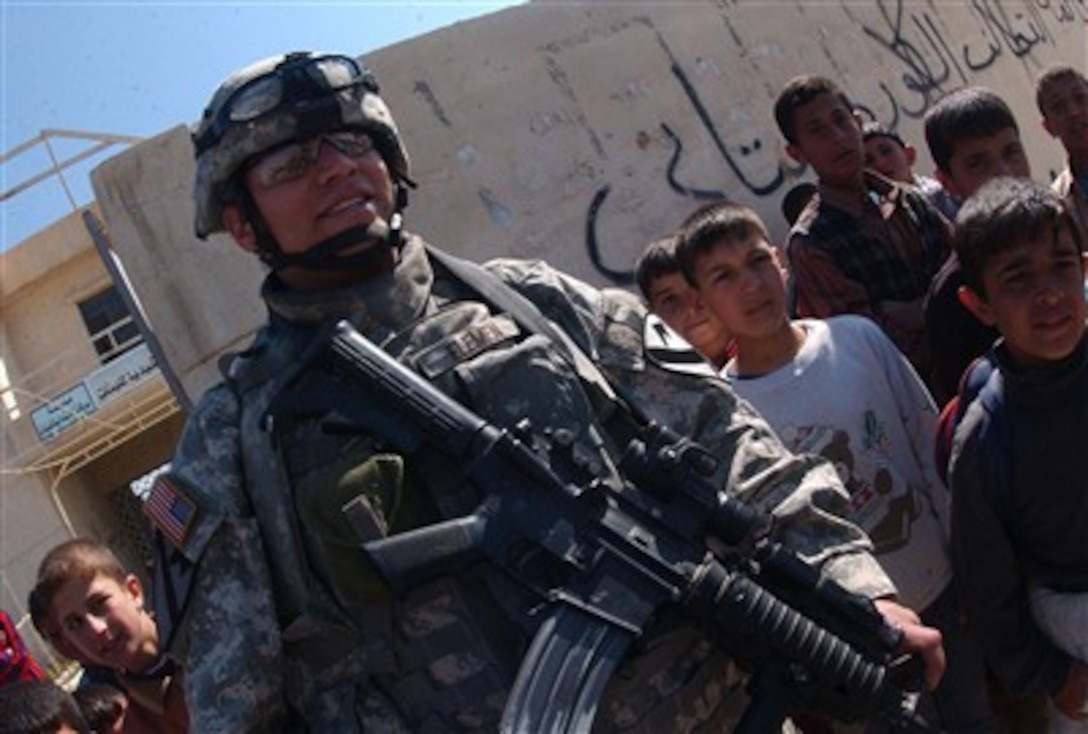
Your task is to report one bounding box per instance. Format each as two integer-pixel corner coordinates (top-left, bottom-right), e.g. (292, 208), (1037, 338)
(147, 51), (943, 731)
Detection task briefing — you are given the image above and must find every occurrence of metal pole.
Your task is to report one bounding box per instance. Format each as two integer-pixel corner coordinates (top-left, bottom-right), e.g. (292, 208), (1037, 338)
(81, 209), (193, 412)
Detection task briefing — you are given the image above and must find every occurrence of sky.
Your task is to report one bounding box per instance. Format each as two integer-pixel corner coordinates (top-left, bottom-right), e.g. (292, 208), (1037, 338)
(0, 0), (525, 250)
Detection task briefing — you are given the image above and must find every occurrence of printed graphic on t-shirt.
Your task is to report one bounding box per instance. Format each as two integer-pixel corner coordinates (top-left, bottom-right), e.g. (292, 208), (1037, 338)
(776, 412), (917, 555)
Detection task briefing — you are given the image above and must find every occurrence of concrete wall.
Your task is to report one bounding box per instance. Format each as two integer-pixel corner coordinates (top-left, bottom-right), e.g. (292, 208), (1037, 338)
(2, 210), (111, 391)
(92, 0), (1088, 403)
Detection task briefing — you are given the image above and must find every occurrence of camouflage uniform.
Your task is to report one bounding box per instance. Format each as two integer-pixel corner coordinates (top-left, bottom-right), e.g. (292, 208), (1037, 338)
(157, 234), (894, 732)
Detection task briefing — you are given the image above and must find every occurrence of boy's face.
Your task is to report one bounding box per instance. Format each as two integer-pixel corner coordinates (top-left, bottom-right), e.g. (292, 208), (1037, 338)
(52, 572), (158, 673)
(1040, 74), (1088, 157)
(647, 271), (731, 362)
(691, 233), (790, 342)
(960, 225), (1086, 368)
(863, 135), (915, 184)
(937, 128), (1031, 200)
(786, 92), (865, 188)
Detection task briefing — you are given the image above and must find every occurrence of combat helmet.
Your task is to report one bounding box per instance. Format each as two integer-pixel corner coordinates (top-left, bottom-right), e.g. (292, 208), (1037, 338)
(192, 52), (413, 263)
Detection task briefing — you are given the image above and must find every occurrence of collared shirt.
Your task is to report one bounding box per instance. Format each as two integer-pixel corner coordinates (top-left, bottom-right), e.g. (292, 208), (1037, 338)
(786, 171), (951, 380)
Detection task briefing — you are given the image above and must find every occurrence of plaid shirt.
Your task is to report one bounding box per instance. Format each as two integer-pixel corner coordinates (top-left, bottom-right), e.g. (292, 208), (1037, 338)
(785, 172), (952, 377)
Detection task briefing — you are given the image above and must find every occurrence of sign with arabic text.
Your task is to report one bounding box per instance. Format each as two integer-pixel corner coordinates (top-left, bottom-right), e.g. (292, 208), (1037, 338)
(30, 383), (96, 441)
(84, 343), (156, 405)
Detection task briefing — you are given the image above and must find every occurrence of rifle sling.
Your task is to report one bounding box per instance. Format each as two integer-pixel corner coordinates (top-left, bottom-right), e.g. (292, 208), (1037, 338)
(426, 246), (647, 440)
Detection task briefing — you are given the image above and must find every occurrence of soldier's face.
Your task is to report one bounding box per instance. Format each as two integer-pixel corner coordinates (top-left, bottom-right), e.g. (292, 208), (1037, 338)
(239, 131), (396, 256)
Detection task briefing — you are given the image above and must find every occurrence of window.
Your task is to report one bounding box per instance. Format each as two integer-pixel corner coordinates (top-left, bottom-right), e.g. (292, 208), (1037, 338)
(78, 287), (141, 364)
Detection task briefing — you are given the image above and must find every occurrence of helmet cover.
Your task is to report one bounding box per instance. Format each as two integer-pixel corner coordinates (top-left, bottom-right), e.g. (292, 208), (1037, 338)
(192, 51), (410, 238)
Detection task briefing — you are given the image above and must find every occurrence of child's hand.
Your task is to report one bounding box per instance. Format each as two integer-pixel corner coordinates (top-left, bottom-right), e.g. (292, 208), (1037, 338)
(1054, 659), (1088, 721)
(873, 598), (946, 691)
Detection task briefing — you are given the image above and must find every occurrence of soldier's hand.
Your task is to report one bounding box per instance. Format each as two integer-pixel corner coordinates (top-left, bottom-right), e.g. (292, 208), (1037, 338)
(1054, 659), (1088, 721)
(873, 598), (945, 691)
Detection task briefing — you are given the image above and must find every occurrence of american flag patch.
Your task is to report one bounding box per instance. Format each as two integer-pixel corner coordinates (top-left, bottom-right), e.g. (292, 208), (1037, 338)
(143, 475), (197, 547)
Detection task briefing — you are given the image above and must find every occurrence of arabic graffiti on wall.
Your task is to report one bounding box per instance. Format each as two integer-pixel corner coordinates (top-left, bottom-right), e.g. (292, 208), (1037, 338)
(577, 0), (1086, 285)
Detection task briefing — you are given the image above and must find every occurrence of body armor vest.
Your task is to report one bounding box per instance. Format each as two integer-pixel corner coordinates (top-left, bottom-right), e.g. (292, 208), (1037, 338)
(225, 263), (624, 730)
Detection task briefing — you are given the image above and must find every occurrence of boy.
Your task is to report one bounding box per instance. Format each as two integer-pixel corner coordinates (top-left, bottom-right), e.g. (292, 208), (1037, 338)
(861, 121), (958, 219)
(34, 540), (187, 734)
(676, 200), (993, 733)
(73, 683), (128, 734)
(1037, 65), (1088, 244)
(774, 75), (951, 390)
(0, 679), (89, 734)
(635, 234), (733, 369)
(925, 87), (1032, 212)
(949, 177), (1088, 733)
(922, 86), (1034, 406)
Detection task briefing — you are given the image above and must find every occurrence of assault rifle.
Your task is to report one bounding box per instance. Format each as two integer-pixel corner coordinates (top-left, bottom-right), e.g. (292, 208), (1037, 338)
(312, 320), (930, 733)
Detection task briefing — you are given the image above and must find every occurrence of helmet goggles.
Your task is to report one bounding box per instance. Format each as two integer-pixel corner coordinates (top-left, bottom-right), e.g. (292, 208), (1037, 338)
(194, 53), (378, 155)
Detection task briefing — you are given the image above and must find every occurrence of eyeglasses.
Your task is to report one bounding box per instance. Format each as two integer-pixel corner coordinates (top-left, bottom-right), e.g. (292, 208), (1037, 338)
(195, 53), (378, 154)
(247, 130), (377, 187)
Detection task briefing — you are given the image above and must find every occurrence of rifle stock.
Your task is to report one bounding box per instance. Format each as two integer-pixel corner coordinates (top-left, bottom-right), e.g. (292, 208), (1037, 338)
(318, 320), (931, 732)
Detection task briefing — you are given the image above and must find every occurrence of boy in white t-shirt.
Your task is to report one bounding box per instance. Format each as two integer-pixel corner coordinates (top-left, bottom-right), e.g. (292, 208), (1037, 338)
(674, 200), (992, 733)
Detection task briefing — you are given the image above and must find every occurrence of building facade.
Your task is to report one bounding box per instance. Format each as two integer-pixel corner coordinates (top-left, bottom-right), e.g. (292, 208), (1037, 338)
(1, 136), (183, 670)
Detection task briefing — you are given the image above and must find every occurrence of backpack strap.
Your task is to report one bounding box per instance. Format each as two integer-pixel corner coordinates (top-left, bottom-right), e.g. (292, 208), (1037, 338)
(934, 354), (996, 485)
(935, 351), (1010, 490)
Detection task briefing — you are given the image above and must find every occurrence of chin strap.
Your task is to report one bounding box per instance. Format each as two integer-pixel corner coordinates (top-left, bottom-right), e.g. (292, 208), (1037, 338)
(240, 178), (414, 273)
(267, 223), (396, 272)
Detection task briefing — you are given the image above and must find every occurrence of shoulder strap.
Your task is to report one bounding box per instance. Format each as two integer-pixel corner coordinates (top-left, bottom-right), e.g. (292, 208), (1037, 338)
(957, 355), (997, 418)
(426, 246), (649, 435)
(220, 322), (324, 626)
(935, 354), (997, 485)
(970, 361), (1015, 525)
(938, 353), (1010, 492)
(973, 362), (1008, 449)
